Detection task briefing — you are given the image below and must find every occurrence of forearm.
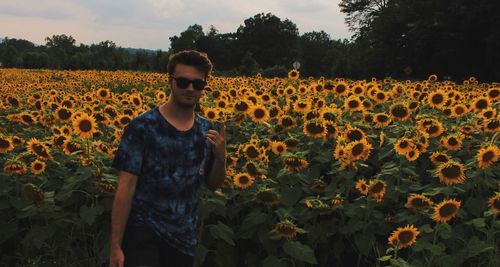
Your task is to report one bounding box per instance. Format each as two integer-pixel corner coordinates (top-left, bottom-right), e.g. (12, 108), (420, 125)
(206, 158), (226, 191)
(110, 188), (134, 249)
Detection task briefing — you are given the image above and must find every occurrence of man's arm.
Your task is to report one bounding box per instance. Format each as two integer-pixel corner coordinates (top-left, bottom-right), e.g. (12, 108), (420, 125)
(205, 157), (226, 191)
(110, 171), (138, 251)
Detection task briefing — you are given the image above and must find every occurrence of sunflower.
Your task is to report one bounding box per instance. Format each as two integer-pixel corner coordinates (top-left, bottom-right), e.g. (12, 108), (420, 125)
(418, 119), (444, 138)
(451, 104), (468, 117)
(73, 113), (97, 139)
(249, 105), (269, 123)
(429, 152), (450, 166)
(303, 119), (326, 138)
(130, 94), (142, 107)
(26, 138), (53, 161)
(388, 225), (420, 249)
(483, 118), (499, 133)
(405, 149), (420, 161)
(477, 144), (500, 169)
(346, 139), (372, 161)
(324, 121), (338, 139)
(373, 90), (388, 104)
(271, 141), (287, 155)
(440, 134), (463, 151)
(487, 87), (499, 100)
(369, 179), (386, 202)
(255, 187), (280, 206)
(433, 199), (461, 223)
(233, 172), (255, 189)
(428, 90), (447, 108)
(63, 139), (84, 156)
(334, 81), (349, 96)
(284, 156), (309, 171)
(394, 138), (414, 155)
(54, 106), (73, 123)
(407, 194), (434, 210)
(272, 220), (299, 239)
(17, 112), (36, 125)
(288, 69), (299, 80)
(242, 143), (264, 161)
(390, 103), (411, 121)
(293, 99), (310, 113)
(0, 136), (15, 153)
(30, 159), (46, 175)
(374, 113), (392, 127)
(23, 183), (44, 204)
(303, 110), (321, 121)
(472, 96), (490, 112)
(355, 178), (369, 195)
(278, 115), (297, 129)
(117, 114), (132, 127)
(436, 160), (466, 185)
(310, 179), (327, 194)
(268, 105), (282, 119)
(344, 126), (366, 142)
(344, 95), (363, 112)
(488, 193), (500, 213)
(3, 161), (27, 174)
(204, 107), (219, 121)
(480, 108), (496, 120)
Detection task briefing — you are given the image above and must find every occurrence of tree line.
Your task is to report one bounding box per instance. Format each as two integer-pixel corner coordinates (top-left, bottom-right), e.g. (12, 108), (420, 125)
(1, 0), (499, 81)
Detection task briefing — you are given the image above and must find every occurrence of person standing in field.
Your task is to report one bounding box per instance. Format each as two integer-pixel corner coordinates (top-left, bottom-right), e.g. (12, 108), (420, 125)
(108, 50), (227, 267)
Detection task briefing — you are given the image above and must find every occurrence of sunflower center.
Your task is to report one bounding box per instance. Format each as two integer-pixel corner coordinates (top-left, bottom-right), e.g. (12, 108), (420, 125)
(0, 139), (9, 148)
(487, 120), (499, 130)
(34, 144), (49, 157)
(441, 164), (461, 179)
(348, 100), (359, 108)
(281, 117), (293, 127)
(475, 99), (487, 109)
(348, 130), (363, 141)
(352, 143), (365, 156)
(432, 94), (444, 104)
(371, 182), (384, 193)
(246, 146), (260, 158)
(448, 137), (458, 146)
(377, 115), (389, 122)
(391, 106), (408, 118)
(254, 109), (265, 119)
(398, 230), (414, 244)
(489, 90), (499, 98)
(336, 85), (346, 93)
(482, 151), (495, 162)
(22, 115), (34, 123)
(239, 175), (249, 184)
(411, 198), (429, 208)
(256, 191), (278, 202)
(455, 107), (465, 114)
(79, 120), (92, 132)
(306, 123), (324, 135)
(439, 203), (458, 217)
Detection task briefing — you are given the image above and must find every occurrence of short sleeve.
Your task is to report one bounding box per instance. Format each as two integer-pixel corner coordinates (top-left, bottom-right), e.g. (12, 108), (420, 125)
(111, 122), (146, 177)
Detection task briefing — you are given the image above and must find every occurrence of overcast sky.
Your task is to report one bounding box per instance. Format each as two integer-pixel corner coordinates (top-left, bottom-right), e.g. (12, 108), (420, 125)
(0, 0), (351, 50)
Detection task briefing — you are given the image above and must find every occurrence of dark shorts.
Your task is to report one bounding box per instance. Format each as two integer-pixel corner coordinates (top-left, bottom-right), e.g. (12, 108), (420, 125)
(121, 225), (194, 267)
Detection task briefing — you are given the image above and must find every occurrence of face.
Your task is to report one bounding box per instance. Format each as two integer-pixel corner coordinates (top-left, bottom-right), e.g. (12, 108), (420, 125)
(169, 64), (206, 109)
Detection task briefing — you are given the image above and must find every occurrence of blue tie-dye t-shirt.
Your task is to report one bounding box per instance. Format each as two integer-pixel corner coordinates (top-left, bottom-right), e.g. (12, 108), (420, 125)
(111, 106), (215, 256)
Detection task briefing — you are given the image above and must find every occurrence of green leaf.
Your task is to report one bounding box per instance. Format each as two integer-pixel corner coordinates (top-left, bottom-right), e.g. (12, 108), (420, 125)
(283, 241), (318, 264)
(79, 204), (104, 225)
(466, 218), (486, 229)
(262, 255), (289, 267)
(354, 233), (375, 256)
(378, 255), (392, 262)
(193, 244), (208, 267)
(280, 185), (302, 207)
(467, 236), (494, 258)
(209, 221), (234, 246)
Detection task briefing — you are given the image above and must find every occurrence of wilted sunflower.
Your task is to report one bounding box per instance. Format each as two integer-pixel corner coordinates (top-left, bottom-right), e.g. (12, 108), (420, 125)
(284, 156), (309, 171)
(271, 141), (287, 155)
(388, 224), (420, 249)
(63, 139), (84, 157)
(272, 220), (300, 239)
(488, 193), (500, 213)
(73, 113), (97, 139)
(255, 187), (280, 206)
(26, 138), (53, 161)
(0, 136), (15, 153)
(310, 179), (327, 194)
(440, 134), (463, 151)
(369, 179), (386, 202)
(233, 172), (255, 189)
(3, 161), (27, 174)
(407, 194), (434, 210)
(436, 160), (466, 185)
(477, 144), (500, 169)
(355, 179), (369, 195)
(23, 183), (44, 205)
(30, 159), (46, 175)
(346, 139), (372, 161)
(433, 199), (461, 223)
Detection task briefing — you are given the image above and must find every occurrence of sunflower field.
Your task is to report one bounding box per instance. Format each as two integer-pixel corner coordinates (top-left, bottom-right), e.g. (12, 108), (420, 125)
(0, 68), (499, 267)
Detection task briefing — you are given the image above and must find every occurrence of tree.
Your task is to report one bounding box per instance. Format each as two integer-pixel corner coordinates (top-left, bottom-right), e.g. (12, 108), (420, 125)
(169, 24), (205, 52)
(236, 13), (300, 68)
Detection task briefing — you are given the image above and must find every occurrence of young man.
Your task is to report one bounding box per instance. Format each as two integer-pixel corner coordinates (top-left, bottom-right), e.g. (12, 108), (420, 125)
(109, 50), (226, 267)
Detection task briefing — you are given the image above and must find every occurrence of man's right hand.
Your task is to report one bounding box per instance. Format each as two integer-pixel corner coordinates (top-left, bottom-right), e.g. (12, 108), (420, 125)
(109, 246), (125, 267)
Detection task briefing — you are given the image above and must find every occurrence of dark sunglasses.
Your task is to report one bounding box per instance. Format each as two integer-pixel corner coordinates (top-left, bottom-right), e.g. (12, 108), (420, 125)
(171, 77), (206, 91)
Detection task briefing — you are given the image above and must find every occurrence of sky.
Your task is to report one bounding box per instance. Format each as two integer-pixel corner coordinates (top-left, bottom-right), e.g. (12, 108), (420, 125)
(0, 0), (351, 50)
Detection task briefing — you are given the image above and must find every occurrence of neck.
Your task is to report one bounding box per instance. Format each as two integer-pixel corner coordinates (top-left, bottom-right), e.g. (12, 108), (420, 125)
(161, 98), (195, 121)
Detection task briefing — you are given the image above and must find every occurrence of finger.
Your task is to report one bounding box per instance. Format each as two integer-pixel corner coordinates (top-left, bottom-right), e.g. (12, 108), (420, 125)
(205, 133), (220, 141)
(206, 136), (216, 145)
(207, 129), (218, 135)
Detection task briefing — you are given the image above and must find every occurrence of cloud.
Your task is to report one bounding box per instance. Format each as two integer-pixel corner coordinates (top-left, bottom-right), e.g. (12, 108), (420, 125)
(0, 0), (351, 50)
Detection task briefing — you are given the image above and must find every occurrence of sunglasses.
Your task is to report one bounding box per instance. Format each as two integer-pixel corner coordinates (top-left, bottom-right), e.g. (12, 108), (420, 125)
(171, 77), (206, 91)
